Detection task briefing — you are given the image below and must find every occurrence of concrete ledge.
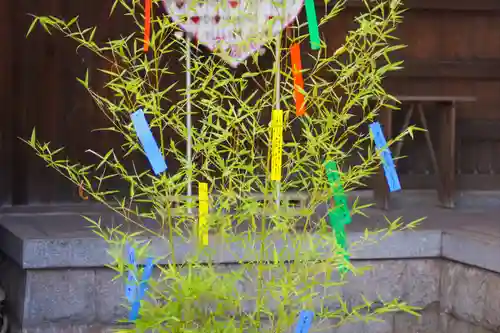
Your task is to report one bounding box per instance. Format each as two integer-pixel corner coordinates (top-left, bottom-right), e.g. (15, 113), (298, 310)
(443, 230), (500, 273)
(1, 189), (500, 268)
(0, 213), (444, 269)
(1, 205), (500, 272)
(14, 230), (444, 269)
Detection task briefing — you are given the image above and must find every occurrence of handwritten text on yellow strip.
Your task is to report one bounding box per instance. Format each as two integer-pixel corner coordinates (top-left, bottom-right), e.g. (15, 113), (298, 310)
(271, 109), (284, 181)
(198, 182), (209, 245)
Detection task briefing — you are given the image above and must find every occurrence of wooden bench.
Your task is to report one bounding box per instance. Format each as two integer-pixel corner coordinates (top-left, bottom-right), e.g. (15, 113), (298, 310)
(373, 95), (476, 209)
(161, 192), (309, 215)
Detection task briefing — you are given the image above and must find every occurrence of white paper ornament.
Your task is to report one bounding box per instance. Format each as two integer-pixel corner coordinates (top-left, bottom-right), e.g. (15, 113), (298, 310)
(162, 0), (303, 67)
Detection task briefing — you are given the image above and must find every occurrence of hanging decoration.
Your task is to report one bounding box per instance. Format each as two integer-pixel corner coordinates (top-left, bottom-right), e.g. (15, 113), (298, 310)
(125, 245), (137, 303)
(325, 161), (350, 273)
(144, 0), (152, 51)
(270, 109), (284, 182)
(295, 310), (314, 333)
(325, 161), (351, 225)
(162, 0), (304, 67)
(304, 0), (320, 49)
(131, 109), (168, 175)
(369, 122), (401, 192)
(290, 43), (305, 116)
(125, 245), (154, 321)
(272, 37), (283, 207)
(129, 257), (154, 320)
(198, 182), (209, 245)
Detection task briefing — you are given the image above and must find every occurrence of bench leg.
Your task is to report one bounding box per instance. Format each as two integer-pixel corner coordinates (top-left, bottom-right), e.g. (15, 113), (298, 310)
(417, 103), (442, 198)
(393, 104), (415, 160)
(373, 107), (392, 210)
(438, 102), (456, 208)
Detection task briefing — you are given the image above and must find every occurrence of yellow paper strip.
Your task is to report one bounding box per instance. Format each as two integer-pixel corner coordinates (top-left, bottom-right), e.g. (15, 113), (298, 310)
(271, 109), (284, 181)
(198, 182), (209, 245)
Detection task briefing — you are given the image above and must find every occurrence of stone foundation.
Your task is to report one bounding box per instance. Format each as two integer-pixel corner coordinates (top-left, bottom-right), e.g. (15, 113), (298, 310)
(3, 258), (499, 333)
(1, 201), (500, 332)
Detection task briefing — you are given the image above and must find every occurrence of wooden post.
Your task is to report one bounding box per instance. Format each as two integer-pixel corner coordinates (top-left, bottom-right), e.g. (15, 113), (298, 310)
(438, 101), (456, 208)
(0, 0), (12, 205)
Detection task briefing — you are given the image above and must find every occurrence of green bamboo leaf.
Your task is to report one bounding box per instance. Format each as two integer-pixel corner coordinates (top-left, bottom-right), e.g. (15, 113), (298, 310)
(29, 127), (37, 146)
(26, 16), (40, 37)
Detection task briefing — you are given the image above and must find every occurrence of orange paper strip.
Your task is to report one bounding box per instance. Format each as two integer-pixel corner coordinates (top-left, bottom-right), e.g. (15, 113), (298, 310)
(144, 0), (152, 52)
(290, 43), (305, 116)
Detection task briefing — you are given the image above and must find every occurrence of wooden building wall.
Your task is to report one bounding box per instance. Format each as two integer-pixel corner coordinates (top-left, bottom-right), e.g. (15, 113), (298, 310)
(1, 0), (500, 204)
(325, 1), (500, 190)
(0, 0), (13, 206)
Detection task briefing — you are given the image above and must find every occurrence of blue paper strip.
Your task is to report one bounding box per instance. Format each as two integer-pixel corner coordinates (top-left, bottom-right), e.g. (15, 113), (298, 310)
(369, 122), (401, 192)
(129, 257), (154, 321)
(125, 245), (137, 303)
(131, 109), (167, 175)
(295, 310), (314, 333)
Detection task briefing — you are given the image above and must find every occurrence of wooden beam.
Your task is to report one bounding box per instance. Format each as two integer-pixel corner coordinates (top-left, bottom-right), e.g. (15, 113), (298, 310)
(457, 120), (500, 141)
(388, 60), (500, 80)
(394, 96), (476, 103)
(322, 60), (500, 81)
(342, 0), (500, 11)
(401, 174), (500, 191)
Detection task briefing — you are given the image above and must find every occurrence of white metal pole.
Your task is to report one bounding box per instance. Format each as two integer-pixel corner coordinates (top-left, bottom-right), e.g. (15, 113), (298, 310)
(186, 35), (193, 214)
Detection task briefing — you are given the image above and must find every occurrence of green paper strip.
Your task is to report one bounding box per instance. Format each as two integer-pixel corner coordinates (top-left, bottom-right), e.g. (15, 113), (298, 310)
(304, 0), (321, 50)
(325, 161), (350, 274)
(325, 161), (351, 225)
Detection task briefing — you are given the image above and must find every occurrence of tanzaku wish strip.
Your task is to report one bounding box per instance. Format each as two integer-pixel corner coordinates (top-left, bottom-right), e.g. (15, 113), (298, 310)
(325, 161), (351, 274)
(130, 109), (168, 176)
(290, 43), (306, 116)
(369, 122), (402, 192)
(125, 244), (137, 303)
(295, 310), (314, 333)
(271, 109), (284, 182)
(124, 244), (154, 321)
(129, 257), (154, 321)
(144, 0), (152, 51)
(198, 182), (209, 246)
(304, 0), (320, 50)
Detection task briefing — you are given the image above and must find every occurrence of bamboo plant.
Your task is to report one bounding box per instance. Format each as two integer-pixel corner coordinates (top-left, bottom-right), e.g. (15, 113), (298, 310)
(26, 0), (423, 331)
